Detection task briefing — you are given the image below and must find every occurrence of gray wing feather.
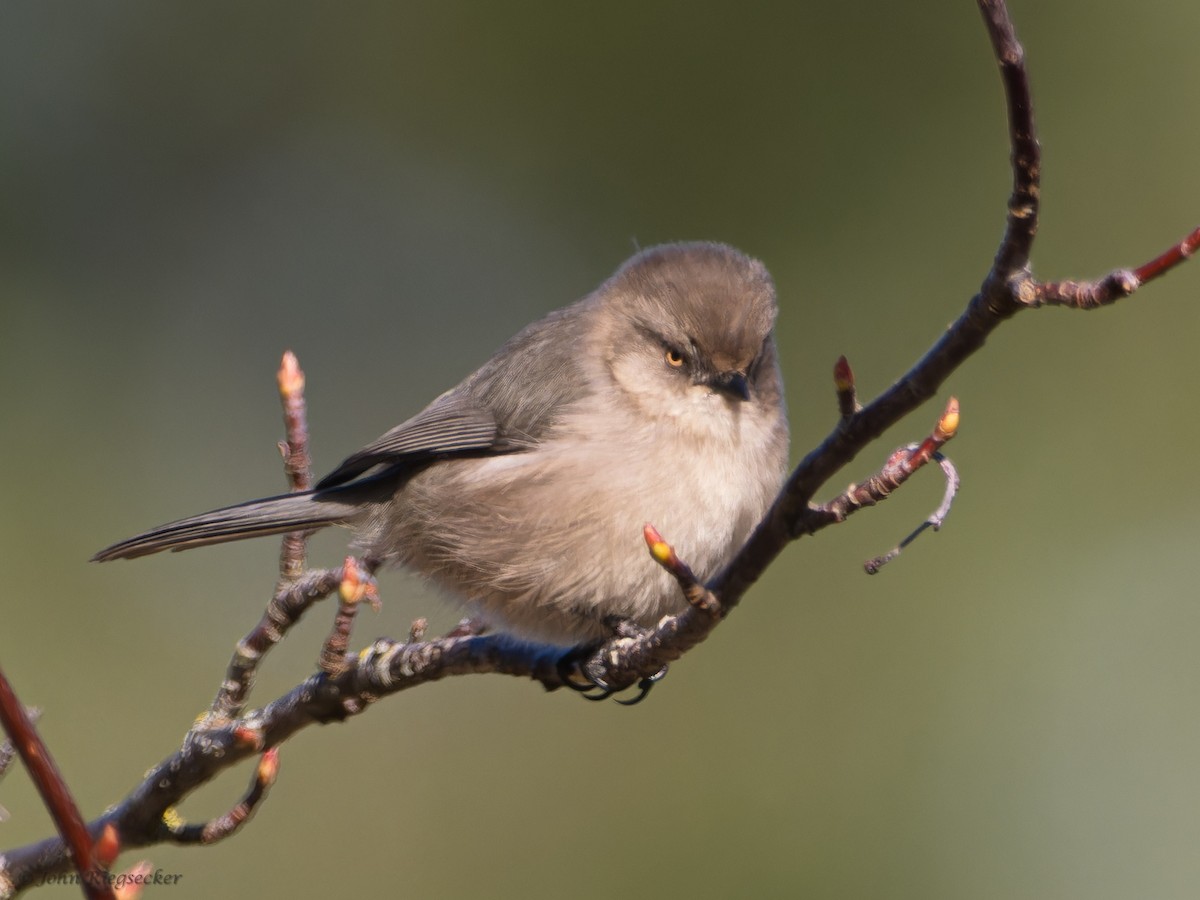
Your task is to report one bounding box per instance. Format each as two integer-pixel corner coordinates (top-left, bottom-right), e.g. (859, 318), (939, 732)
(315, 395), (501, 489)
(317, 302), (595, 489)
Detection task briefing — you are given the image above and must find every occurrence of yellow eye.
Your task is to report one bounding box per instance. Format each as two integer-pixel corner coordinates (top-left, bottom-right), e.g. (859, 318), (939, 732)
(665, 348), (685, 368)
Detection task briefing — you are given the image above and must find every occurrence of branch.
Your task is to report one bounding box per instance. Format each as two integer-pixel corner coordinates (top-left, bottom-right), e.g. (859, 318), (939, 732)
(160, 750), (279, 845)
(0, 668), (114, 900)
(1031, 225), (1200, 308)
(276, 350), (313, 580)
(211, 354), (347, 722)
(978, 0), (1040, 277)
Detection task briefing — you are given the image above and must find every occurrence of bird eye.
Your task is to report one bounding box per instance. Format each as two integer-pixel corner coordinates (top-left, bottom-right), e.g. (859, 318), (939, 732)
(665, 348), (685, 368)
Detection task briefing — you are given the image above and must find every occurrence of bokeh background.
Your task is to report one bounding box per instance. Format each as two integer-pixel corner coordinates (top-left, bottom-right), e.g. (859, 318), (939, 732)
(3, 1), (1200, 897)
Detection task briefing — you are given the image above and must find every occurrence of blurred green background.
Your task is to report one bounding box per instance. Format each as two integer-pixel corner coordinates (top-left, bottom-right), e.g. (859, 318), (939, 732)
(3, 1), (1200, 897)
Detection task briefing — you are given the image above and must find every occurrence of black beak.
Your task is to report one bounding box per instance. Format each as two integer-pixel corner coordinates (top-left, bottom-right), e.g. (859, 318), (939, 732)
(710, 371), (751, 402)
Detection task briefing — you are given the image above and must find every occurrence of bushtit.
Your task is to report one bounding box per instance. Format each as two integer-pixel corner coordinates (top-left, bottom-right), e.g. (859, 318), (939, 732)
(94, 242), (789, 646)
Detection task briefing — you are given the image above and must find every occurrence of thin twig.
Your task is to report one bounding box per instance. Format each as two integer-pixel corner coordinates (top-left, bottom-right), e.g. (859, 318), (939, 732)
(211, 353), (327, 719)
(277, 350), (313, 580)
(0, 666), (114, 900)
(811, 398), (959, 530)
(834, 355), (859, 419)
(1031, 224), (1200, 308)
(211, 565), (344, 720)
(160, 750), (279, 845)
(318, 557), (380, 677)
(643, 524), (722, 616)
(863, 452), (960, 574)
(978, 0), (1040, 278)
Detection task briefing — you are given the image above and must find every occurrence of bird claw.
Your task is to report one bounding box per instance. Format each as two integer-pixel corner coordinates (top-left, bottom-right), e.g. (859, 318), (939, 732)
(555, 644), (609, 698)
(613, 666), (669, 706)
(555, 628), (669, 705)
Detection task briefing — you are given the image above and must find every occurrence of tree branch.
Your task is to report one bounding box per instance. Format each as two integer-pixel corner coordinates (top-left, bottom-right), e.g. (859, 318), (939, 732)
(0, 668), (114, 899)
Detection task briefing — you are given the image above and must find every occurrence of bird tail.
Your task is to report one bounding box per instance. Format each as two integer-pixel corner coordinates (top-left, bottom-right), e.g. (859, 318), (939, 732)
(91, 489), (365, 562)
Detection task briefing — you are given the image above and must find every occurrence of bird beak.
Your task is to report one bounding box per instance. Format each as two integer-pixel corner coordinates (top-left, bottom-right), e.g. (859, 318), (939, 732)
(709, 370), (751, 401)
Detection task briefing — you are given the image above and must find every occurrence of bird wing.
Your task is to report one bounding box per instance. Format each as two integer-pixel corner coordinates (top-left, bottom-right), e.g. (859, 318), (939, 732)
(316, 303), (594, 490)
(315, 393), (504, 489)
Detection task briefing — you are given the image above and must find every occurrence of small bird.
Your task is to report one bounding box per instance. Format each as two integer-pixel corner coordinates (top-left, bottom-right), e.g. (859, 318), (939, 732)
(94, 242), (790, 646)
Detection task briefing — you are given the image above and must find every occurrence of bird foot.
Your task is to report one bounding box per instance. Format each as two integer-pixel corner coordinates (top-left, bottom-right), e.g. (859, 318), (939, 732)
(555, 617), (669, 706)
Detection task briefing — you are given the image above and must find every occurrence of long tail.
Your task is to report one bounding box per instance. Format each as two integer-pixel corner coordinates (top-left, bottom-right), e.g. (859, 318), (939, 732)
(91, 489), (366, 561)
